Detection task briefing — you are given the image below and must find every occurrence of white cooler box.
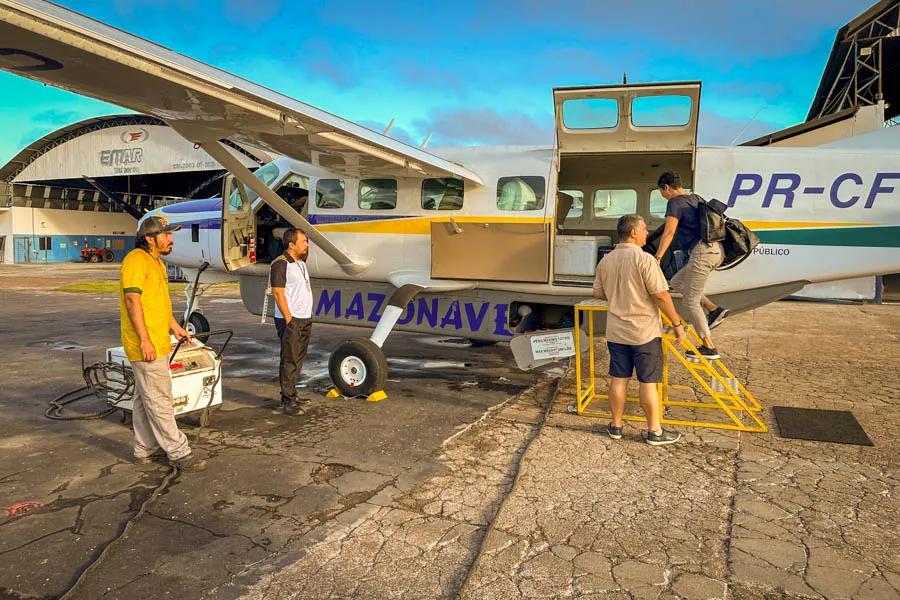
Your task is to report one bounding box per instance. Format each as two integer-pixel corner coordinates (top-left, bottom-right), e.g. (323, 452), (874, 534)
(555, 235), (612, 276)
(106, 338), (223, 416)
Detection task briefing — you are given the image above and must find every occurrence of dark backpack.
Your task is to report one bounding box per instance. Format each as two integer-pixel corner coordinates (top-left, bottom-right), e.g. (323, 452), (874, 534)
(718, 217), (760, 271)
(697, 195), (727, 243)
(697, 196), (759, 270)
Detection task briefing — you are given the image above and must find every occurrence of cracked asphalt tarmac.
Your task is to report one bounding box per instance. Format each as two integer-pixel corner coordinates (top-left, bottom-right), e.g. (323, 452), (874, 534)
(0, 265), (898, 599)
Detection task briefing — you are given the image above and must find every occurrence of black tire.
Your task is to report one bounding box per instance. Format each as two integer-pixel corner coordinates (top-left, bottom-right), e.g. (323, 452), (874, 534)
(186, 312), (210, 343)
(103, 250), (115, 262)
(89, 254), (100, 263)
(328, 337), (388, 398)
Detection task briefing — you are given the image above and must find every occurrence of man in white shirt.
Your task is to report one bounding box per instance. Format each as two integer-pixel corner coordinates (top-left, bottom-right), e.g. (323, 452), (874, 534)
(270, 229), (313, 415)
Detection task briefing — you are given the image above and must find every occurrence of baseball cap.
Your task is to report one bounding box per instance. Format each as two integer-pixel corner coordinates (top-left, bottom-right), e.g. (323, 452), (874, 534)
(137, 216), (182, 237)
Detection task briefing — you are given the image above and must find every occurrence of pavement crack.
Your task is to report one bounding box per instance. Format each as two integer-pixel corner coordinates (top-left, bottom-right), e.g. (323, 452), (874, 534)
(0, 527), (69, 557)
(98, 571), (149, 598)
(0, 469), (27, 486)
(146, 511), (269, 552)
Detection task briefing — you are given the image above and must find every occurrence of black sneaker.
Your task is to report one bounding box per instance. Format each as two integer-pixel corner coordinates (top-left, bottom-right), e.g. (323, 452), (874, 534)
(605, 423), (623, 440)
(707, 307), (729, 330)
(170, 453), (208, 472)
(281, 400), (303, 416)
(686, 345), (720, 362)
(643, 429), (681, 446)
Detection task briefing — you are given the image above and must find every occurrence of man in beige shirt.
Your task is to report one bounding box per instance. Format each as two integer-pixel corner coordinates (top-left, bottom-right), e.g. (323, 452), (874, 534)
(593, 214), (685, 445)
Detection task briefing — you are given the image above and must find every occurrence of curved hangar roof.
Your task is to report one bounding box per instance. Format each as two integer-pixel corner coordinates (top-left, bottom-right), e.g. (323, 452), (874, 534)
(0, 113), (270, 184)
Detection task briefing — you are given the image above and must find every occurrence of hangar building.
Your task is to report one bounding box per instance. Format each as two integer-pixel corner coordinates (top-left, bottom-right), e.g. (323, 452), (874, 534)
(0, 114), (267, 264)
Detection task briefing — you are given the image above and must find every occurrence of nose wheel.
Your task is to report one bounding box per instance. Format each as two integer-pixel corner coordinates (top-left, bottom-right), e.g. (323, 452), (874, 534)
(328, 338), (388, 397)
(186, 312), (210, 343)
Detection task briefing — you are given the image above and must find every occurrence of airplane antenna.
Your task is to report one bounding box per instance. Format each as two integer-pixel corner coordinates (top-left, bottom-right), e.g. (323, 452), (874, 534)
(383, 118), (395, 136)
(729, 105), (766, 145)
(420, 133), (432, 148)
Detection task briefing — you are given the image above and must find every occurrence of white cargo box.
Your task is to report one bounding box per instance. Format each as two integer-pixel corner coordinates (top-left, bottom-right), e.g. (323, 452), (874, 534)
(554, 236), (611, 276)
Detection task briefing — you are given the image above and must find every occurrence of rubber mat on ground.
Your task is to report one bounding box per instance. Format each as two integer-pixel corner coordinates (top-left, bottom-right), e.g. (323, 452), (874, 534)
(773, 406), (873, 446)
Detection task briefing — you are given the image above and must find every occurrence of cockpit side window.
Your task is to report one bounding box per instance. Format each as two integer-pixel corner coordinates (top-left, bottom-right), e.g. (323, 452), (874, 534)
(228, 162), (281, 211)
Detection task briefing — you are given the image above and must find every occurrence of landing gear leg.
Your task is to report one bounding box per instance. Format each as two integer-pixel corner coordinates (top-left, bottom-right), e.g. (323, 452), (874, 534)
(182, 263), (211, 341)
(326, 284), (422, 398)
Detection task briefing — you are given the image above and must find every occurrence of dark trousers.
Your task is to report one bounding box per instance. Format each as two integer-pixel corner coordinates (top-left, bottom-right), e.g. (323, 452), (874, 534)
(274, 317), (312, 402)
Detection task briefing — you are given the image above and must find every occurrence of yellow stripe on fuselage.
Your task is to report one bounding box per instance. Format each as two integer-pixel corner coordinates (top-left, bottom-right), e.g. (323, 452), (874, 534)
(315, 215), (550, 235)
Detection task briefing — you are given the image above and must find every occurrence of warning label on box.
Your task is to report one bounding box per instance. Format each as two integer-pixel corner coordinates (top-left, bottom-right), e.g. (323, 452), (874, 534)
(529, 331), (576, 361)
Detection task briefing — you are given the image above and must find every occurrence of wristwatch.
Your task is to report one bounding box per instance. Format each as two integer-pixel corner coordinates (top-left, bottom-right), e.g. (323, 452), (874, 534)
(672, 321), (684, 328)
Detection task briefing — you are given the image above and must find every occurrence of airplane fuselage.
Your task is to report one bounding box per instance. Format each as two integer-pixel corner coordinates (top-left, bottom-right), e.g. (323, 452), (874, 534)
(151, 141), (900, 341)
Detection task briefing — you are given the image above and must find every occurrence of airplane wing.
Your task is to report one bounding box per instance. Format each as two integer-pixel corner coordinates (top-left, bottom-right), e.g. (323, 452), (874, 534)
(0, 0), (483, 185)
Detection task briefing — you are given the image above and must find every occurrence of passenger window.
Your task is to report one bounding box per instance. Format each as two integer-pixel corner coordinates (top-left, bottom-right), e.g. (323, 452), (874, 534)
(562, 98), (618, 129)
(650, 188), (692, 219)
(559, 189), (584, 220)
(497, 176), (545, 211)
(650, 189), (667, 219)
(359, 179), (397, 210)
(632, 95), (692, 127)
(315, 179), (345, 209)
(593, 189), (637, 219)
(422, 178), (464, 210)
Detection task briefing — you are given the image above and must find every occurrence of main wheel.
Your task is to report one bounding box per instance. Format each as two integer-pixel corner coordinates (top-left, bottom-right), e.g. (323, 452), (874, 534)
(103, 250), (115, 262)
(328, 338), (388, 398)
(186, 312), (210, 343)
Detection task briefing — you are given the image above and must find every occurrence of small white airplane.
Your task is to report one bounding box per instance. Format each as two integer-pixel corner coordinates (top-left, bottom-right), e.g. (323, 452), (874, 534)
(2, 0), (899, 397)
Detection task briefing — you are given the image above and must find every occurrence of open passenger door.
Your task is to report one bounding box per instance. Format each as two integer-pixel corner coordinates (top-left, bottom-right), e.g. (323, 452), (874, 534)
(553, 82), (701, 156)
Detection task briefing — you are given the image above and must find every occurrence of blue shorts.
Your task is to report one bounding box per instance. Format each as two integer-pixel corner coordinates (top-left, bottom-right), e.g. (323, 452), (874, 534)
(608, 338), (663, 383)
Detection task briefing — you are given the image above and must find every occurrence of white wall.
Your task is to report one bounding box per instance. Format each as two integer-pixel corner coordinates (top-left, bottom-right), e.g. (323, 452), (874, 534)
(10, 207), (137, 236)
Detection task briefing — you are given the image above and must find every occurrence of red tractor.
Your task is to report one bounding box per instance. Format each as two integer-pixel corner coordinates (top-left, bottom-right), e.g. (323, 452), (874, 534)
(80, 246), (115, 263)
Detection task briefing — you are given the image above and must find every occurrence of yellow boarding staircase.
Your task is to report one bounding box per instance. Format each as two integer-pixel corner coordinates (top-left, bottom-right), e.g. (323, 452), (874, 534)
(573, 299), (766, 433)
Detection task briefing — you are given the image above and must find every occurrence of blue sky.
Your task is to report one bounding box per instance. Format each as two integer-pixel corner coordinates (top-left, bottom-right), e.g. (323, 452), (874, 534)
(0, 0), (876, 165)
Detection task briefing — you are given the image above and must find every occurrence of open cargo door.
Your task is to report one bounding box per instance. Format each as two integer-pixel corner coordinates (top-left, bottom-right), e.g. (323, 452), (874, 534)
(553, 82), (701, 156)
(431, 176), (551, 283)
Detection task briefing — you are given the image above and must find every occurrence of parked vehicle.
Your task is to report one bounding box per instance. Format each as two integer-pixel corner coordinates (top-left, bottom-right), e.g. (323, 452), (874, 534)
(80, 247), (115, 263)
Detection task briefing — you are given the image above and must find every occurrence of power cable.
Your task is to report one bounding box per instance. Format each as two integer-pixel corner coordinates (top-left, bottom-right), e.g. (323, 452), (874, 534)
(44, 361), (134, 421)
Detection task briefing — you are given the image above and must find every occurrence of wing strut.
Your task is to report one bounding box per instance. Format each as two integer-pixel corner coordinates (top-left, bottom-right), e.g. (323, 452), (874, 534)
(195, 135), (371, 276)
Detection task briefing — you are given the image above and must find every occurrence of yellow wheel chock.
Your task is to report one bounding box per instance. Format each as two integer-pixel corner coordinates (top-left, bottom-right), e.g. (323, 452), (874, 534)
(366, 390), (388, 403)
(573, 299), (767, 433)
(325, 388), (388, 403)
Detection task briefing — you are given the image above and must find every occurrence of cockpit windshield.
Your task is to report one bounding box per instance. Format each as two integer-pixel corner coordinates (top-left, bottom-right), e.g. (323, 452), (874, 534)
(228, 161), (282, 211)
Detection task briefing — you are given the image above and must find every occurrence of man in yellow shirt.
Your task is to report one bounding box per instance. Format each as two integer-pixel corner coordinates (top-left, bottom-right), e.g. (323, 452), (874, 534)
(120, 216), (206, 472)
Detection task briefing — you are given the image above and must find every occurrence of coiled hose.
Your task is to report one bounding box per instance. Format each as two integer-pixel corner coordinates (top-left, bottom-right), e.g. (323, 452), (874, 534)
(45, 361), (134, 421)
